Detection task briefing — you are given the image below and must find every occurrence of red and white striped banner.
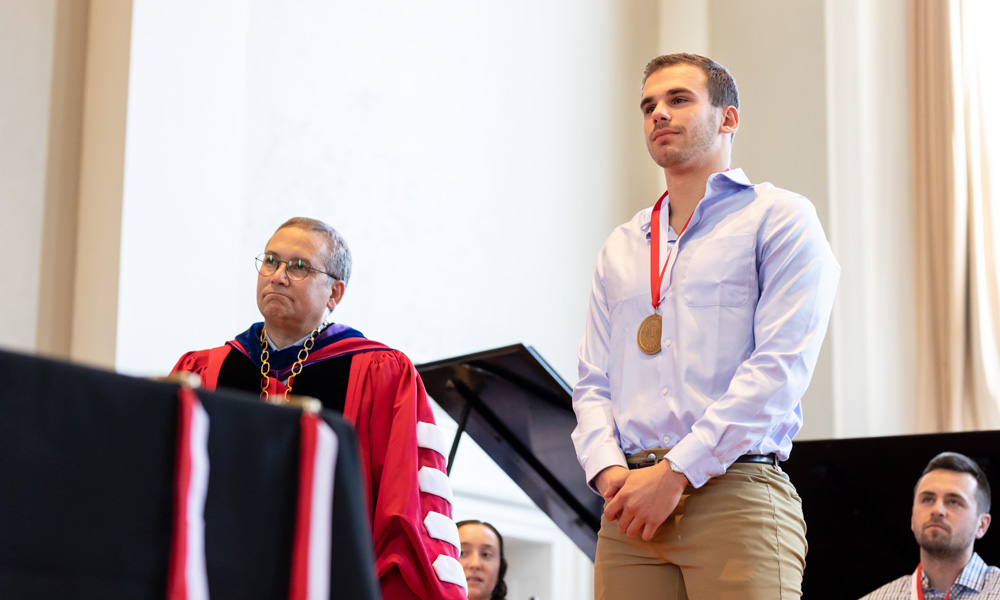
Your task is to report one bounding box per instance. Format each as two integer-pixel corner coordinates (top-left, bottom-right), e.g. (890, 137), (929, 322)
(167, 387), (211, 600)
(289, 412), (338, 600)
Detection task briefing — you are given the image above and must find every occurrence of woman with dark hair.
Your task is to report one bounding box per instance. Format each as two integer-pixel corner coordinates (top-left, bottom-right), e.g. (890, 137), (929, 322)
(457, 520), (508, 600)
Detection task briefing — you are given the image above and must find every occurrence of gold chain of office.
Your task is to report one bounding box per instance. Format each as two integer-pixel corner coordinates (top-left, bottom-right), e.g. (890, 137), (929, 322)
(258, 324), (323, 402)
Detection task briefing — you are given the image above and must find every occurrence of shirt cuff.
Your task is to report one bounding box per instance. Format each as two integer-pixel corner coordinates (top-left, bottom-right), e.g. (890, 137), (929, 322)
(582, 445), (629, 494)
(666, 435), (725, 489)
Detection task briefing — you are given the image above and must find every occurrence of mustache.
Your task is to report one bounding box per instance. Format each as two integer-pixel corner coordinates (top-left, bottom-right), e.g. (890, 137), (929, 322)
(924, 518), (951, 532)
(650, 122), (680, 141)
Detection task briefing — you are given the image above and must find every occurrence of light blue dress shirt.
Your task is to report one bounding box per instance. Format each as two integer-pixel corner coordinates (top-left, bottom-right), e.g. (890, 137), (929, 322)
(571, 169), (840, 489)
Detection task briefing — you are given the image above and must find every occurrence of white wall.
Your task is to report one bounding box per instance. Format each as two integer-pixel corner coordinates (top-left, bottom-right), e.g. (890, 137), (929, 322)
(116, 0), (249, 371)
(115, 1), (654, 386)
(114, 2), (662, 596)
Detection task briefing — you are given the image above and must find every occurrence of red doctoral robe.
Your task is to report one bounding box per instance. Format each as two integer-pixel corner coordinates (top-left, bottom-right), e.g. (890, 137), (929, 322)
(173, 335), (467, 600)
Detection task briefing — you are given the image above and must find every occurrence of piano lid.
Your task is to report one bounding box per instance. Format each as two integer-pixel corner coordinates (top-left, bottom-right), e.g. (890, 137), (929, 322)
(417, 343), (601, 560)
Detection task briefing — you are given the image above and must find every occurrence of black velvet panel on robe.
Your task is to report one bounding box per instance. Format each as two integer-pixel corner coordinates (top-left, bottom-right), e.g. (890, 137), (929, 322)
(217, 350), (352, 414)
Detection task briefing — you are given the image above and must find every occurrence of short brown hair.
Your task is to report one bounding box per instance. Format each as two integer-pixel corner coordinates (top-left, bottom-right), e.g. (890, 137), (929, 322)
(276, 217), (352, 284)
(917, 452), (992, 515)
(641, 53), (739, 110)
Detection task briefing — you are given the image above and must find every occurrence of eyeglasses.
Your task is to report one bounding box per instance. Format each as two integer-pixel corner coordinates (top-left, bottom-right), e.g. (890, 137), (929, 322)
(255, 253), (338, 281)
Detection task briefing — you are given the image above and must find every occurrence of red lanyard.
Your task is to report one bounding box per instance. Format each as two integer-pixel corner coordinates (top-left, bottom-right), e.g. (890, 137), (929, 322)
(913, 564), (951, 600)
(649, 192), (694, 311)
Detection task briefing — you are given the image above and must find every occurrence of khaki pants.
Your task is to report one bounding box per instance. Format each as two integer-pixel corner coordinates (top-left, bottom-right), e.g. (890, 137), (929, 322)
(594, 462), (807, 600)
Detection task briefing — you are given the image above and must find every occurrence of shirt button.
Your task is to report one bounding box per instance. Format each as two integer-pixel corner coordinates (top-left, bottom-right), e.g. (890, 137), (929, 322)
(661, 387), (669, 396)
(663, 436), (670, 445)
(665, 339), (672, 347)
(667, 292), (674, 300)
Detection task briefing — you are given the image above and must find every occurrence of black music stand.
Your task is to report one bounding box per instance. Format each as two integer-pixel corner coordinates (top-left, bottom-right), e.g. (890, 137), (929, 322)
(417, 344), (602, 560)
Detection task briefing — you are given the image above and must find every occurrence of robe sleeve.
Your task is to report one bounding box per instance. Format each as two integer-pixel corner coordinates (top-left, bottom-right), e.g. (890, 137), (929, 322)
(170, 346), (231, 390)
(350, 350), (467, 600)
(172, 351), (205, 375)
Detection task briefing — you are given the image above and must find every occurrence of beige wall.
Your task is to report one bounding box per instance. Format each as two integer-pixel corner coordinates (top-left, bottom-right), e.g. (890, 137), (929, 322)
(35, 0), (89, 359)
(0, 0), (129, 370)
(71, 0), (132, 369)
(0, 0), (88, 358)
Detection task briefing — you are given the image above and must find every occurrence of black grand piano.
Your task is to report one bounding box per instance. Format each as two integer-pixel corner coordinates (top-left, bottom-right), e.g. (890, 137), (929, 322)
(417, 343), (1000, 599)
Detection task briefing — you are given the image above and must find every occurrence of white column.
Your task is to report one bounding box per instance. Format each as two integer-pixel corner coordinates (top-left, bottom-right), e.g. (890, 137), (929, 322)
(825, 0), (916, 437)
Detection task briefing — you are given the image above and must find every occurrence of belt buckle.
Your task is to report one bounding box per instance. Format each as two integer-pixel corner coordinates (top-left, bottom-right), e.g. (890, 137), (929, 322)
(632, 452), (663, 470)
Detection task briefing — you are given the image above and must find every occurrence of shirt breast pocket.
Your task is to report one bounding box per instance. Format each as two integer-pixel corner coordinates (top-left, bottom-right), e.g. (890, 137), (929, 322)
(682, 233), (756, 307)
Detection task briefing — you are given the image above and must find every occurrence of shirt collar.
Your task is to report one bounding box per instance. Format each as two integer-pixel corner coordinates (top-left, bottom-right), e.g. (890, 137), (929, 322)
(266, 329), (313, 350)
(641, 167), (753, 234)
(693, 167), (752, 216)
(720, 167), (750, 184)
(954, 552), (990, 592)
(920, 553), (990, 594)
(705, 167), (752, 192)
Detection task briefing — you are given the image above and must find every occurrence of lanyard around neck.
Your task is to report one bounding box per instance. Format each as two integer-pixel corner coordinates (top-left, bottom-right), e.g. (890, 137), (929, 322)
(649, 192), (694, 311)
(913, 564), (952, 600)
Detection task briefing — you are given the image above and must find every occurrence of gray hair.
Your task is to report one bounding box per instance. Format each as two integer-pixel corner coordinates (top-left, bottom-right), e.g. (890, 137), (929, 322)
(276, 216), (352, 284)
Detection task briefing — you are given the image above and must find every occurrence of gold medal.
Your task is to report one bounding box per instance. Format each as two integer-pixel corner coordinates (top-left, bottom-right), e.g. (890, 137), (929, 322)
(637, 313), (662, 355)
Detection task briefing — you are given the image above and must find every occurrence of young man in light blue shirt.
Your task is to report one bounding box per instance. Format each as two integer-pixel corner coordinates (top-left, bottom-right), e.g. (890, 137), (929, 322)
(571, 53), (840, 599)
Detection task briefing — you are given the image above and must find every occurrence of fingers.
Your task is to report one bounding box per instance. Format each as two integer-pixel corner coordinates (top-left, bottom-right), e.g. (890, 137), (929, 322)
(602, 492), (618, 513)
(610, 497), (669, 539)
(642, 521), (659, 541)
(625, 512), (645, 538)
(604, 494), (624, 522)
(617, 512), (632, 535)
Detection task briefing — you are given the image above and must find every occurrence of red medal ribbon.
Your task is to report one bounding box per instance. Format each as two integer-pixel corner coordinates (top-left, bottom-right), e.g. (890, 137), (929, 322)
(649, 192), (694, 311)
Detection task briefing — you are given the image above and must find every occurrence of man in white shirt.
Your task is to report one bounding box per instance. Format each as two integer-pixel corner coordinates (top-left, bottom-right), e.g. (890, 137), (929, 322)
(571, 53), (840, 599)
(860, 452), (1000, 600)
